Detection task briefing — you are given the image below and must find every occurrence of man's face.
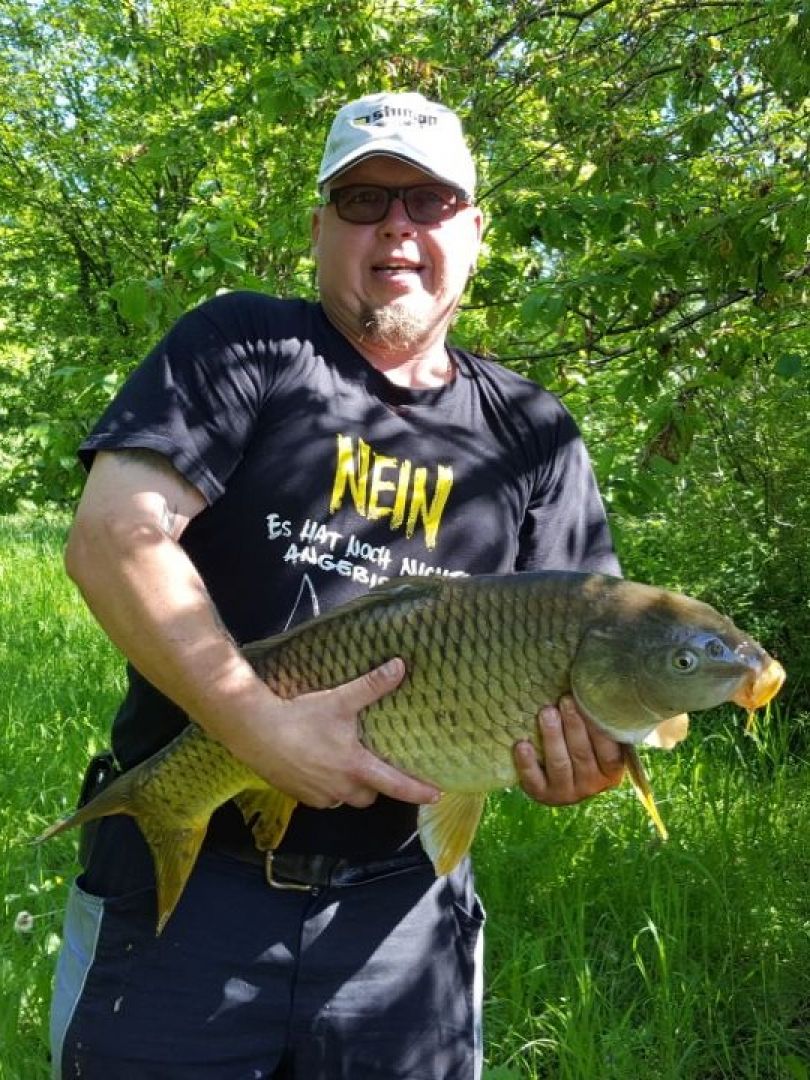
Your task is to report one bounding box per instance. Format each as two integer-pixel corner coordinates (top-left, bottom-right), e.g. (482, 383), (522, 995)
(311, 156), (482, 357)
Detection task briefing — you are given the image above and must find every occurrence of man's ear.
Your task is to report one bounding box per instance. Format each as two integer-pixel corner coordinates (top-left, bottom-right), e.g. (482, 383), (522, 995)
(469, 206), (484, 274)
(311, 206), (322, 255)
(472, 205), (484, 243)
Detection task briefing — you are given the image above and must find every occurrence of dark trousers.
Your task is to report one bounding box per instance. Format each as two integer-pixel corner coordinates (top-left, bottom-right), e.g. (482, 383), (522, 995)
(50, 850), (484, 1079)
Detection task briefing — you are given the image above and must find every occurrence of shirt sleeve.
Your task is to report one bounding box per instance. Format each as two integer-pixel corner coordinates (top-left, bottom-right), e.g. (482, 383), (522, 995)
(515, 405), (620, 576)
(78, 293), (274, 504)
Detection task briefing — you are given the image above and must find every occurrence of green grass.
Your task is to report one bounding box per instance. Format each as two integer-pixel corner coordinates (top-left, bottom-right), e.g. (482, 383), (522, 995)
(476, 733), (810, 1079)
(2, 515), (809, 1080)
(0, 514), (124, 1079)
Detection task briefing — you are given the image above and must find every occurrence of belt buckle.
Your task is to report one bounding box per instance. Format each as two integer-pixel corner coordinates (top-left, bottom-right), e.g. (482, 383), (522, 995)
(264, 851), (315, 892)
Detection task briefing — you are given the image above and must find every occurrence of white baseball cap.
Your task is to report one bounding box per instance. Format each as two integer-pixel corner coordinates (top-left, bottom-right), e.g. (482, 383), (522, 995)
(317, 92), (476, 200)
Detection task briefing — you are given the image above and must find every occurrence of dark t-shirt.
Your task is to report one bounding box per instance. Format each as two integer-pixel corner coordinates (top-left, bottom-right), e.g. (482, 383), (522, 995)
(80, 291), (619, 859)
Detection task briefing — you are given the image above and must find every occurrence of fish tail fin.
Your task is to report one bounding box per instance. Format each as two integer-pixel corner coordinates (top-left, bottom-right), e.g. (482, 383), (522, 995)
(137, 815), (208, 935)
(418, 792), (486, 876)
(36, 765), (208, 935)
(35, 767), (140, 843)
(623, 746), (669, 841)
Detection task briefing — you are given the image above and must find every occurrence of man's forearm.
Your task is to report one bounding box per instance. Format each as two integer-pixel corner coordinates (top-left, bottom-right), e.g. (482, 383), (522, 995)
(65, 509), (274, 754)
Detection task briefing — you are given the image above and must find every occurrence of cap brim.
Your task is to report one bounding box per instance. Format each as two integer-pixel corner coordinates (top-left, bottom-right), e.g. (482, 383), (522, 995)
(318, 145), (472, 200)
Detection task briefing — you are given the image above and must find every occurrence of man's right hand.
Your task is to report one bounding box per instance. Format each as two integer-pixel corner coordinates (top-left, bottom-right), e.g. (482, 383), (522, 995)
(229, 657), (439, 809)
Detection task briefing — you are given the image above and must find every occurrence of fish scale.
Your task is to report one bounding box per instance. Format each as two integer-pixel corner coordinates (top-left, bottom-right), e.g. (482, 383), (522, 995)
(37, 571), (785, 934)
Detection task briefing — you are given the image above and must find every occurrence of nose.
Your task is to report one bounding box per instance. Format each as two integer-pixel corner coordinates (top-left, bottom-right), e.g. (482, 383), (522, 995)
(377, 194), (417, 237)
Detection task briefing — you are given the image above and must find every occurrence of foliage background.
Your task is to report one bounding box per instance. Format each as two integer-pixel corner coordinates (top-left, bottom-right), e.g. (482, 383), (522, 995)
(3, 0), (808, 698)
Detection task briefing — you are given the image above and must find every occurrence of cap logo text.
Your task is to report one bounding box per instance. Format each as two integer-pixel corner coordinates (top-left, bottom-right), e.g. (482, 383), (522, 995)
(352, 105), (439, 129)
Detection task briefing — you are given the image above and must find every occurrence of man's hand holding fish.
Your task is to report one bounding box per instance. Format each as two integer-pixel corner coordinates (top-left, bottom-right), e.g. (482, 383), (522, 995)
(515, 695), (626, 805)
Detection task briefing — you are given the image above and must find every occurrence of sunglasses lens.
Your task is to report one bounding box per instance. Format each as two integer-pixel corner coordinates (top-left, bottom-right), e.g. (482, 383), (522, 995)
(331, 185), (463, 224)
(332, 186), (390, 223)
(404, 185), (459, 223)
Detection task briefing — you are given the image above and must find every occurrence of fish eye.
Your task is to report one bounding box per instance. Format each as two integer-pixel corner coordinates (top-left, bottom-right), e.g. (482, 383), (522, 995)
(672, 649), (698, 672)
(705, 638), (725, 660)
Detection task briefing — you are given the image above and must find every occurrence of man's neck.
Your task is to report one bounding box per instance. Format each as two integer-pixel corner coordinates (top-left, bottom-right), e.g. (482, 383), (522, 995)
(353, 338), (453, 388)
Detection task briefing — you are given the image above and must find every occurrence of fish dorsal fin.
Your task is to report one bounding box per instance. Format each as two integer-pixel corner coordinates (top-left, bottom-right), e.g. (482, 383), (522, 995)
(234, 786), (298, 851)
(368, 575), (446, 595)
(623, 746), (669, 840)
(643, 712), (689, 750)
(417, 792), (487, 876)
(242, 577), (443, 660)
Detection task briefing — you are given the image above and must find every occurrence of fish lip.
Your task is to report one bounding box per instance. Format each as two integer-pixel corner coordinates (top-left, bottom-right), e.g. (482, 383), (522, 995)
(731, 656), (785, 710)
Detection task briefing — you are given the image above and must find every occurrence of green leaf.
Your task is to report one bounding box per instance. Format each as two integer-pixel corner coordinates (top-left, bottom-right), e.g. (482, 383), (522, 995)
(649, 164), (676, 193)
(520, 290), (566, 329)
(759, 256), (782, 293)
(774, 354), (803, 378)
(113, 280), (149, 324)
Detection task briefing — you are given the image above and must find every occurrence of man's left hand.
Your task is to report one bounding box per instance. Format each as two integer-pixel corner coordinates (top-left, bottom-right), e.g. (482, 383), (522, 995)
(514, 695), (625, 805)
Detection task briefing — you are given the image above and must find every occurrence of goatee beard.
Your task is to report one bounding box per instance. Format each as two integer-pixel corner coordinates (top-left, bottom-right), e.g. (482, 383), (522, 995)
(358, 301), (429, 352)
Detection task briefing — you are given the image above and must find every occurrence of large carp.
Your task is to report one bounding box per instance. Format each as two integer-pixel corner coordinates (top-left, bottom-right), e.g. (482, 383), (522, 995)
(39, 571), (784, 933)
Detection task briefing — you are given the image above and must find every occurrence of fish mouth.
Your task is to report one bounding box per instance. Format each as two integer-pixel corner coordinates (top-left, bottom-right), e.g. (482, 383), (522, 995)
(731, 656), (786, 710)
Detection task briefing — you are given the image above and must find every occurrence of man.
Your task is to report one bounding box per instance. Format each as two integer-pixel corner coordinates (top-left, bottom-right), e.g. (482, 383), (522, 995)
(50, 92), (623, 1078)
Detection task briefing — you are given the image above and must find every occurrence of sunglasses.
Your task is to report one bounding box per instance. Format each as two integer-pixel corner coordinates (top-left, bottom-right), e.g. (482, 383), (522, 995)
(325, 183), (469, 225)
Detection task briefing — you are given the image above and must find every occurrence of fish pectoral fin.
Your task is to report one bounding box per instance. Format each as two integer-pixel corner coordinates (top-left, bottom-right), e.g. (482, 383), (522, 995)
(137, 815), (208, 936)
(417, 792), (486, 877)
(234, 786), (298, 851)
(643, 712), (690, 750)
(623, 746), (668, 841)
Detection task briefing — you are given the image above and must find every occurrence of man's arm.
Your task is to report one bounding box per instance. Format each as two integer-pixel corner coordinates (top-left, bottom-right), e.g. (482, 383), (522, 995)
(65, 450), (439, 809)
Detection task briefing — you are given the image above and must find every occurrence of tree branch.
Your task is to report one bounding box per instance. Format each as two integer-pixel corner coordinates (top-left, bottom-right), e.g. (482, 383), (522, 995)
(500, 259), (810, 370)
(484, 0), (618, 61)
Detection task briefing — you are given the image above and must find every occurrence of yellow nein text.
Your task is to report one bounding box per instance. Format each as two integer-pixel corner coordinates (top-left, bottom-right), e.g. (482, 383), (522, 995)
(329, 435), (453, 549)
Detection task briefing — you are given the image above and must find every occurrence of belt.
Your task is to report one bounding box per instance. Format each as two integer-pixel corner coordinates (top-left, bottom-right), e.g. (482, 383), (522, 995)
(206, 838), (431, 893)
